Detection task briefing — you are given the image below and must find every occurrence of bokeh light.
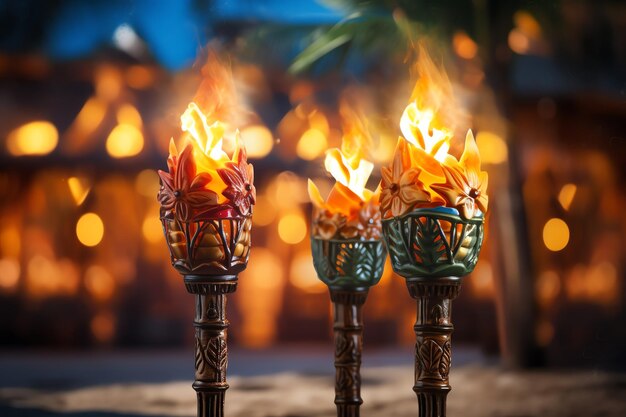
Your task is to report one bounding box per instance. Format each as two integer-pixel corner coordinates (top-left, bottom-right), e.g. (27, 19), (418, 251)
(6, 121), (58, 156)
(278, 212), (307, 244)
(543, 218), (569, 252)
(106, 124), (144, 158)
(558, 184), (576, 211)
(296, 128), (327, 160)
(0, 258), (20, 291)
(76, 212), (104, 247)
(241, 124), (274, 158)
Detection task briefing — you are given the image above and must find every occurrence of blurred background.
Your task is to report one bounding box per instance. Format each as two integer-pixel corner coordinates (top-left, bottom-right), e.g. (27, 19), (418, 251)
(0, 0), (625, 408)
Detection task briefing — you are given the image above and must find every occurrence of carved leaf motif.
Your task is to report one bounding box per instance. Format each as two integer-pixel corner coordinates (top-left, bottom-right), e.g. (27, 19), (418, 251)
(417, 339), (444, 375)
(413, 217), (447, 266)
(195, 335), (206, 374)
(352, 242), (386, 283)
(311, 240), (335, 280)
(336, 367), (354, 391)
(383, 220), (411, 267)
(207, 337), (228, 374)
(439, 341), (452, 378)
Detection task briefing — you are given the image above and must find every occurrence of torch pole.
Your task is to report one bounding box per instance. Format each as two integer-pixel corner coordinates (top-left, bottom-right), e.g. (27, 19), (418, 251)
(330, 288), (368, 417)
(407, 277), (461, 417)
(186, 276), (237, 417)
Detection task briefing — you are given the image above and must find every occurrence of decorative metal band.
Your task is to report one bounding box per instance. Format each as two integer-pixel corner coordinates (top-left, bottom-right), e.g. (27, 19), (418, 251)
(161, 215), (251, 276)
(406, 278), (461, 299)
(382, 207), (484, 279)
(311, 238), (386, 290)
(184, 277), (238, 295)
(330, 289), (369, 305)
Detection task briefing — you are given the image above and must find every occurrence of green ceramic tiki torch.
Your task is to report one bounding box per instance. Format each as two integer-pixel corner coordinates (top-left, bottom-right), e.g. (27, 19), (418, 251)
(309, 103), (386, 417)
(379, 54), (488, 417)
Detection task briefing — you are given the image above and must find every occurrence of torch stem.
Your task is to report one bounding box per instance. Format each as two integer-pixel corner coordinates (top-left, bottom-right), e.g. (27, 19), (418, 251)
(407, 277), (461, 417)
(190, 280), (237, 417)
(330, 289), (369, 417)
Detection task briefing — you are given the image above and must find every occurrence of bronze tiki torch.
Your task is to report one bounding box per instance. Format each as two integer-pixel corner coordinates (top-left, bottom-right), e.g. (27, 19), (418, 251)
(158, 102), (255, 417)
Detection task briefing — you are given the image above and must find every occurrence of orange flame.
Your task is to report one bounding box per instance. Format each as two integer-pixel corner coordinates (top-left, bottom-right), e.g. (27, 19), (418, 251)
(380, 46), (488, 219)
(161, 52), (254, 211)
(308, 100), (377, 218)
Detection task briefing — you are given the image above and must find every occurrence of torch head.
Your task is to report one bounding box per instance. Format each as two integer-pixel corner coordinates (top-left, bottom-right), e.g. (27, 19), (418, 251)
(382, 206), (484, 279)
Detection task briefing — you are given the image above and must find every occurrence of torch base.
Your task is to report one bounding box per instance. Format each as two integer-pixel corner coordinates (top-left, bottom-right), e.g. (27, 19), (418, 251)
(330, 288), (368, 417)
(407, 277), (461, 417)
(186, 277), (237, 417)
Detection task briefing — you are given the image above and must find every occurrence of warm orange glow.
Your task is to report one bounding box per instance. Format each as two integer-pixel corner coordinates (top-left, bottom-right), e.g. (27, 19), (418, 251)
(251, 195), (276, 226)
(297, 128), (327, 160)
(565, 262), (619, 306)
(452, 31), (478, 60)
(125, 65), (156, 89)
(68, 97), (107, 137)
(0, 258), (20, 291)
(95, 66), (122, 101)
(116, 103), (142, 127)
(536, 319), (554, 346)
(76, 213), (104, 247)
(135, 169), (160, 198)
(536, 270), (561, 308)
(370, 134), (396, 164)
(543, 218), (569, 251)
(508, 29), (530, 54)
(514, 10), (542, 39)
(278, 211), (307, 244)
(558, 184), (577, 211)
(476, 131), (508, 164)
(85, 265), (116, 301)
(7, 121), (58, 156)
(0, 226), (21, 258)
(468, 261), (494, 299)
(240, 124), (273, 158)
(106, 124), (144, 158)
(142, 214), (162, 244)
(237, 248), (285, 348)
(67, 176), (91, 205)
(289, 251), (326, 294)
(91, 312), (115, 343)
(26, 256), (80, 298)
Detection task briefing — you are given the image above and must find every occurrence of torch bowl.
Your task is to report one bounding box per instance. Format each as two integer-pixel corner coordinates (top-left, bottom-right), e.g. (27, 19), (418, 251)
(382, 207), (484, 279)
(161, 214), (252, 280)
(311, 237), (386, 291)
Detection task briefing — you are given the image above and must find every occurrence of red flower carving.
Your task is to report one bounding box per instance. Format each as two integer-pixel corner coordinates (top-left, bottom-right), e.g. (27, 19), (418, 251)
(158, 144), (219, 221)
(218, 146), (256, 216)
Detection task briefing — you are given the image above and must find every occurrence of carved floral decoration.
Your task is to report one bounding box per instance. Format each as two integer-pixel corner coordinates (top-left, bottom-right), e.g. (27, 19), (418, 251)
(158, 139), (255, 221)
(380, 48), (488, 220)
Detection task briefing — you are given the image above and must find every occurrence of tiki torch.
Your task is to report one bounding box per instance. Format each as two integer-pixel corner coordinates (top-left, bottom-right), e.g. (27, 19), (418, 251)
(309, 103), (386, 417)
(380, 51), (488, 417)
(158, 99), (255, 417)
